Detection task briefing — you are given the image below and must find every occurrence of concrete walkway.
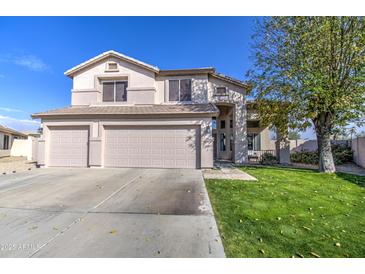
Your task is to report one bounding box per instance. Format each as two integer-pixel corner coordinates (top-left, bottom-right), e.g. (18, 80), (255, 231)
(203, 162), (257, 181)
(336, 163), (365, 177)
(292, 162), (365, 177)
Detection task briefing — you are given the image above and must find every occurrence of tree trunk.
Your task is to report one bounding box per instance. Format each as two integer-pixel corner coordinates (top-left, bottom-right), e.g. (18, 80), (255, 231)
(313, 113), (336, 173)
(316, 132), (336, 173)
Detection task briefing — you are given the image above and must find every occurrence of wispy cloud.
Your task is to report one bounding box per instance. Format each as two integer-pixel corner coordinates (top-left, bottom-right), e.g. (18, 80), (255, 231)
(0, 107), (23, 113)
(13, 55), (48, 71)
(0, 115), (40, 132)
(0, 53), (49, 72)
(0, 74), (5, 78)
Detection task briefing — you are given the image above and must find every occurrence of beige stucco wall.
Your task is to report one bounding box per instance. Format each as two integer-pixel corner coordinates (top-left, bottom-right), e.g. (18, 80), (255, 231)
(352, 137), (365, 168)
(10, 138), (33, 160)
(41, 116), (214, 168)
(71, 91), (99, 106)
(37, 139), (45, 165)
(208, 76), (247, 163)
(155, 74), (209, 104)
(260, 127), (271, 150)
(71, 57), (156, 106)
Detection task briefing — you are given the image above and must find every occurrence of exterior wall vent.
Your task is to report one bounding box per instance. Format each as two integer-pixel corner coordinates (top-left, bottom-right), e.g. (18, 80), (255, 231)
(106, 62), (119, 72)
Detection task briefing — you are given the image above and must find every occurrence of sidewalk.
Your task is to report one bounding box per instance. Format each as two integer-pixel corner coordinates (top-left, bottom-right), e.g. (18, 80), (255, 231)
(203, 162), (257, 181)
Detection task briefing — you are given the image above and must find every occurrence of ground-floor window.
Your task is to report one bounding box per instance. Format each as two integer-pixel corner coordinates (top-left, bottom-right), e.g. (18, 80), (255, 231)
(247, 133), (261, 150)
(3, 135), (10, 150)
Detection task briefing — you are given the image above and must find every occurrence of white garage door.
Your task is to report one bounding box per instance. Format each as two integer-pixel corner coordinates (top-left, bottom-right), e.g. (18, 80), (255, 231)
(48, 126), (89, 167)
(104, 126), (198, 169)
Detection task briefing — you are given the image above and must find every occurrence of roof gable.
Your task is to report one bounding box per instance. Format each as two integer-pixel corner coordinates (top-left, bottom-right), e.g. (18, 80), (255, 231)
(64, 50), (160, 77)
(64, 50), (250, 89)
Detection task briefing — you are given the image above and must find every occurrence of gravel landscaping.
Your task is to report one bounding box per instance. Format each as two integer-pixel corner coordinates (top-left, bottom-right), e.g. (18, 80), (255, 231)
(0, 156), (36, 175)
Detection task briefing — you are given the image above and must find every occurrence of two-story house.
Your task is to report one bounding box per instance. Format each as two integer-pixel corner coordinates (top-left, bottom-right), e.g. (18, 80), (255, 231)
(32, 50), (273, 169)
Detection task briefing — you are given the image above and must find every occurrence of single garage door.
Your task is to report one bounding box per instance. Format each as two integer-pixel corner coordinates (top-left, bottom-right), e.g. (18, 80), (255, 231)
(48, 126), (89, 167)
(104, 126), (198, 168)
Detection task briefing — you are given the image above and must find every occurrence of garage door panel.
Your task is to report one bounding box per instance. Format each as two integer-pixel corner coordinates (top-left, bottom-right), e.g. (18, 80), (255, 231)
(163, 159), (174, 167)
(104, 126), (198, 169)
(48, 126), (88, 167)
(176, 159), (188, 166)
(151, 148), (162, 154)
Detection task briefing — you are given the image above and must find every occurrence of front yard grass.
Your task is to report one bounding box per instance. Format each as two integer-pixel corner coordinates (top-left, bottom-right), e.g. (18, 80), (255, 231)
(205, 166), (365, 258)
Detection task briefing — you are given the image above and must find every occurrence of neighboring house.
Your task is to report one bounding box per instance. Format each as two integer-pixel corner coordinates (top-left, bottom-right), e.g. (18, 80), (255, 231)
(22, 131), (42, 138)
(0, 125), (27, 157)
(32, 50), (272, 169)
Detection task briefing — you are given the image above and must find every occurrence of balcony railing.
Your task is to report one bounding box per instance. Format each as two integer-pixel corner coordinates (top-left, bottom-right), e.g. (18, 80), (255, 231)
(248, 150), (276, 162)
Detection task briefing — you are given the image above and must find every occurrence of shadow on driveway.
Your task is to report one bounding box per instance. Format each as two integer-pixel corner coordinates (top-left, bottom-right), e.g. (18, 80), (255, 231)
(0, 168), (224, 258)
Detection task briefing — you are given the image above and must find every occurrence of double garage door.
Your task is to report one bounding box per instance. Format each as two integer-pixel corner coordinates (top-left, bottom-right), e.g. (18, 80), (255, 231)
(48, 126), (198, 169)
(104, 126), (198, 169)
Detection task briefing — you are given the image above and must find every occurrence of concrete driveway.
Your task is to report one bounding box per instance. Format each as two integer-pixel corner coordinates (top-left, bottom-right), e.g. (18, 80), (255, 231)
(0, 168), (224, 258)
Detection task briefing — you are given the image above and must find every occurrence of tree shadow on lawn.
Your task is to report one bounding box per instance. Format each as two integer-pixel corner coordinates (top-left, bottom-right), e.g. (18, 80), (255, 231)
(243, 165), (365, 188)
(336, 172), (365, 188)
(241, 165), (318, 174)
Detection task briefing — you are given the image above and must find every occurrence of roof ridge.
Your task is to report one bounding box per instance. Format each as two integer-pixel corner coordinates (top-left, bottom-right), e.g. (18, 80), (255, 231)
(31, 103), (218, 118)
(64, 50), (160, 77)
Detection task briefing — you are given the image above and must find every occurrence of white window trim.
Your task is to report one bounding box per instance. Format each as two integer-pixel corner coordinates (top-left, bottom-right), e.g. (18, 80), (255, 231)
(168, 79), (192, 103)
(101, 80), (128, 102)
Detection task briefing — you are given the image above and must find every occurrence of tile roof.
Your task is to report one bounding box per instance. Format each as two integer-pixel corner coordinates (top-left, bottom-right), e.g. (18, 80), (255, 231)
(32, 104), (219, 118)
(158, 68), (215, 76)
(210, 72), (251, 89)
(0, 125), (27, 137)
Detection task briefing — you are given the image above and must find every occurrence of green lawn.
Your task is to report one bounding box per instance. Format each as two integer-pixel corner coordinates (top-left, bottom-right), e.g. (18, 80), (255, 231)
(205, 167), (365, 258)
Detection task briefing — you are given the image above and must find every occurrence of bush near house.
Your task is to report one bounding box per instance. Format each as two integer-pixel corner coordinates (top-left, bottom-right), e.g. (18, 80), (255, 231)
(332, 145), (353, 165)
(260, 152), (278, 165)
(290, 151), (319, 165)
(291, 145), (353, 165)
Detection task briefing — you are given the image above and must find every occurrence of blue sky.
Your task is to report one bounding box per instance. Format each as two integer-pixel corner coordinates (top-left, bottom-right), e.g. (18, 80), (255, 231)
(0, 16), (336, 138)
(0, 17), (258, 133)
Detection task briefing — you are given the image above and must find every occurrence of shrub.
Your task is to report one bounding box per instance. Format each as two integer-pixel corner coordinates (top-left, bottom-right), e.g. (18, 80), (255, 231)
(290, 144), (353, 165)
(260, 152), (278, 165)
(332, 144), (353, 165)
(290, 151), (318, 165)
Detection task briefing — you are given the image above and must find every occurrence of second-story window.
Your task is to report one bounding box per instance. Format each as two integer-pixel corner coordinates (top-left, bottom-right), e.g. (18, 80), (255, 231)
(102, 81), (128, 102)
(169, 79), (192, 102)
